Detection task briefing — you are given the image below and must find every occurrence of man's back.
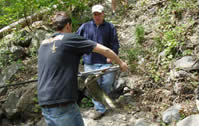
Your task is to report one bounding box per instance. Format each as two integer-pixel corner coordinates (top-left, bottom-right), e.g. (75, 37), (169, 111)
(38, 32), (96, 106)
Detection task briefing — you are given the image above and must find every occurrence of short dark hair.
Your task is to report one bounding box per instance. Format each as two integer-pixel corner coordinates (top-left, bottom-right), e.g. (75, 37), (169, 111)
(52, 11), (72, 31)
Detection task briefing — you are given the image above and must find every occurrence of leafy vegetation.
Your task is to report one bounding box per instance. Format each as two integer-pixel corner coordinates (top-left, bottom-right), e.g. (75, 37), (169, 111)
(79, 97), (93, 108)
(0, 48), (14, 67)
(0, 0), (102, 29)
(155, 0), (197, 59)
(32, 91), (41, 113)
(123, 25), (145, 73)
(125, 0), (199, 83)
(135, 25), (145, 45)
(126, 47), (143, 72)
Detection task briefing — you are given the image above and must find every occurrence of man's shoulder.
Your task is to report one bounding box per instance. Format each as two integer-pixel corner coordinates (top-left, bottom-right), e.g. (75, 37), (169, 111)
(62, 33), (82, 40)
(81, 20), (93, 26)
(41, 33), (65, 45)
(104, 21), (114, 28)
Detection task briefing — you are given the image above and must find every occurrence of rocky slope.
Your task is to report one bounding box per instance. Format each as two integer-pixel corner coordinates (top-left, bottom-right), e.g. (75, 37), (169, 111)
(0, 0), (199, 126)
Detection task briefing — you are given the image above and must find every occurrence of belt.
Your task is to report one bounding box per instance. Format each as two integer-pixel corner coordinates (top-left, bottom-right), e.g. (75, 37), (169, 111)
(41, 101), (74, 108)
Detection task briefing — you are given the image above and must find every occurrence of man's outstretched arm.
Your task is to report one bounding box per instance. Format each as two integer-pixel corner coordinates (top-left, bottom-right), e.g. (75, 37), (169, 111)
(93, 43), (128, 72)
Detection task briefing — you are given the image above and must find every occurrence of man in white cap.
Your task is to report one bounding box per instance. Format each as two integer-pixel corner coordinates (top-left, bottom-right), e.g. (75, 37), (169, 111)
(77, 4), (120, 120)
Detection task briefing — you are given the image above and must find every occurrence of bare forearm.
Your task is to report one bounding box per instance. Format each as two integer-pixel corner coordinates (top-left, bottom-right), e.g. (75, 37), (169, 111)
(93, 43), (128, 72)
(93, 44), (122, 65)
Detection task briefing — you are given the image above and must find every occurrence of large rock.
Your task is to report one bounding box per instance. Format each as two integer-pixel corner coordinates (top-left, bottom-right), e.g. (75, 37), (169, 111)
(2, 92), (20, 118)
(13, 30), (32, 47)
(0, 63), (22, 86)
(16, 82), (38, 118)
(174, 56), (199, 70)
(177, 114), (199, 126)
(162, 104), (181, 124)
(31, 29), (52, 49)
(10, 45), (27, 60)
(2, 82), (38, 120)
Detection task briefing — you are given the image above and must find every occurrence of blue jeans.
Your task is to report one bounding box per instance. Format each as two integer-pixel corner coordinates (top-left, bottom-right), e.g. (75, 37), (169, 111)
(84, 64), (115, 113)
(41, 103), (84, 126)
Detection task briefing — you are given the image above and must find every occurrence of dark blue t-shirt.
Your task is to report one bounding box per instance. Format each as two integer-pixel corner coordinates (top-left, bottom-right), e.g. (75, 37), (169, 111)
(37, 32), (96, 106)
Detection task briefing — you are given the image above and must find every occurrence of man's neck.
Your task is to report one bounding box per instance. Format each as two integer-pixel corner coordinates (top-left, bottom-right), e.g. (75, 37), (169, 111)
(93, 20), (104, 26)
(57, 30), (71, 33)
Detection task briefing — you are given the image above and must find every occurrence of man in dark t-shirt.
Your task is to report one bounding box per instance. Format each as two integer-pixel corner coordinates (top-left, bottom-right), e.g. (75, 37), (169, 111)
(37, 11), (128, 126)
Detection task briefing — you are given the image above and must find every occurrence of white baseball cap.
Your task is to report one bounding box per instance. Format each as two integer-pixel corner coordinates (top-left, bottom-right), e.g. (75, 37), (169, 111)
(92, 4), (104, 13)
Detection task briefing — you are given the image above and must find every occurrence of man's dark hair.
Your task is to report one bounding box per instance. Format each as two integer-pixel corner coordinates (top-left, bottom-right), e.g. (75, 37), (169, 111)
(52, 11), (72, 31)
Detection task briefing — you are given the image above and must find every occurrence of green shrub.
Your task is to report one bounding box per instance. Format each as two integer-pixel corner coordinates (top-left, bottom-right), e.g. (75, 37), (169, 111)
(182, 49), (192, 56)
(135, 25), (145, 45)
(126, 47), (143, 72)
(33, 91), (41, 113)
(0, 48), (13, 68)
(79, 97), (93, 108)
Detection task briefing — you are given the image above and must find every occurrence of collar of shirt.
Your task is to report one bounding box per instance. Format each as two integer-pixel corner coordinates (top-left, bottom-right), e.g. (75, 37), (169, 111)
(52, 32), (62, 37)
